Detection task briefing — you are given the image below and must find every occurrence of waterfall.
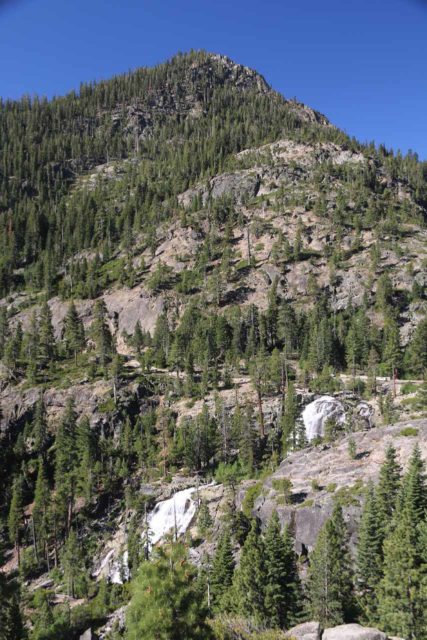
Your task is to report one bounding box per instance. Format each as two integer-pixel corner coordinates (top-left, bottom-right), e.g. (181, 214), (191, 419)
(302, 395), (346, 441)
(147, 486), (197, 545)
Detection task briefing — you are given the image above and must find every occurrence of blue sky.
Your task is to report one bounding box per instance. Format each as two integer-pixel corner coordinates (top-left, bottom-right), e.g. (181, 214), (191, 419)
(1, 0), (426, 158)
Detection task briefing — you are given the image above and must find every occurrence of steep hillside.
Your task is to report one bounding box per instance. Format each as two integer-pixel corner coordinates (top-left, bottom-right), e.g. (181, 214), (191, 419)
(0, 51), (427, 640)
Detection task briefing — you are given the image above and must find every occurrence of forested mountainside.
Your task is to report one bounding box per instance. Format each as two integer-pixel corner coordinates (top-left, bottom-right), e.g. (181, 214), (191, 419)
(1, 51), (427, 640)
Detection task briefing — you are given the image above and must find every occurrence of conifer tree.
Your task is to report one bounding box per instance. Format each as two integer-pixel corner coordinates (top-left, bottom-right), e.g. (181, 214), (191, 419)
(55, 398), (77, 530)
(0, 306), (8, 360)
(375, 444), (401, 532)
(25, 311), (38, 380)
(264, 512), (301, 629)
(233, 519), (267, 626)
(210, 528), (235, 612)
(307, 504), (354, 626)
(75, 416), (95, 502)
(126, 541), (212, 640)
(282, 382), (298, 454)
(399, 444), (426, 537)
(0, 573), (25, 640)
(33, 458), (51, 568)
(197, 501), (213, 538)
(63, 301), (85, 364)
(32, 395), (48, 459)
(377, 516), (426, 639)
(38, 300), (56, 368)
(92, 299), (114, 369)
(356, 482), (382, 623)
(8, 476), (24, 565)
(61, 528), (86, 598)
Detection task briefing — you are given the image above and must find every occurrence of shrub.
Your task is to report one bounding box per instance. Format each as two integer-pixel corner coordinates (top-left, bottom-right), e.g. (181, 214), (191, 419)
(399, 426), (419, 437)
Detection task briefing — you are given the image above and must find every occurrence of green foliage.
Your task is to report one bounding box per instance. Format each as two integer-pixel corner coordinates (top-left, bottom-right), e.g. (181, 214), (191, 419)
(264, 513), (302, 629)
(211, 529), (236, 612)
(232, 520), (268, 626)
(399, 426), (419, 437)
(126, 541), (212, 640)
(307, 504), (355, 626)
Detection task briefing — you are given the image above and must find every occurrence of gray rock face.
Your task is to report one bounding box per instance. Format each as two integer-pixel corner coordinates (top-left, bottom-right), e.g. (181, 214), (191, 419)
(285, 621), (322, 640)
(254, 419), (427, 553)
(322, 624), (387, 640)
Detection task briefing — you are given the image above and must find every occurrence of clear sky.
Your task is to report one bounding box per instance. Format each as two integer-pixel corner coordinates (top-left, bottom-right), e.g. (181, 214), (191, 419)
(1, 0), (426, 158)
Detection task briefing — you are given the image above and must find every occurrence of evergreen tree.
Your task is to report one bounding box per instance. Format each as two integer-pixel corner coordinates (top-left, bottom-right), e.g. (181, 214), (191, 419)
(307, 504), (354, 626)
(8, 475), (24, 565)
(38, 300), (56, 368)
(399, 444), (426, 536)
(54, 398), (77, 530)
(197, 501), (213, 538)
(0, 573), (25, 640)
(61, 528), (86, 598)
(356, 482), (382, 623)
(0, 306), (8, 360)
(75, 416), (95, 502)
(377, 517), (426, 640)
(126, 541), (212, 640)
(210, 528), (235, 612)
(32, 395), (48, 459)
(63, 301), (85, 364)
(233, 519), (267, 626)
(375, 444), (401, 532)
(264, 512), (301, 629)
(282, 382), (298, 453)
(33, 458), (51, 568)
(92, 299), (114, 369)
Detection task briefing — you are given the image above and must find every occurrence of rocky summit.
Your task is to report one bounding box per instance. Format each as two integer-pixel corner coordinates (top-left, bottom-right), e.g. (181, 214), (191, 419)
(0, 51), (426, 640)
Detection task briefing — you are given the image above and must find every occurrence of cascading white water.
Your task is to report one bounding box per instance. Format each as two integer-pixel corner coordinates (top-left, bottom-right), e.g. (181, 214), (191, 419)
(146, 486), (197, 545)
(302, 395), (346, 441)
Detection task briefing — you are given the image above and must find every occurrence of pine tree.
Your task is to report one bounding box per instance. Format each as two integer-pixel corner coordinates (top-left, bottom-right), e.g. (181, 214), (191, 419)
(307, 504), (354, 626)
(61, 528), (86, 598)
(63, 301), (85, 364)
(92, 299), (114, 369)
(126, 541), (212, 640)
(375, 444), (401, 545)
(197, 501), (213, 538)
(0, 573), (25, 640)
(282, 382), (298, 454)
(24, 311), (38, 380)
(264, 512), (301, 629)
(33, 458), (51, 568)
(210, 528), (235, 612)
(55, 398), (77, 530)
(8, 475), (24, 565)
(356, 482), (382, 623)
(377, 516), (426, 639)
(399, 444), (426, 536)
(133, 319), (144, 353)
(75, 416), (95, 502)
(38, 300), (56, 368)
(233, 519), (267, 626)
(32, 395), (48, 459)
(0, 306), (8, 360)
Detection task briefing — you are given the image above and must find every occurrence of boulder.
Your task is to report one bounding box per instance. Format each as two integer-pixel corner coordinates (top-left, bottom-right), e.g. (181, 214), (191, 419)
(285, 621), (322, 640)
(79, 630), (94, 640)
(322, 623), (387, 640)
